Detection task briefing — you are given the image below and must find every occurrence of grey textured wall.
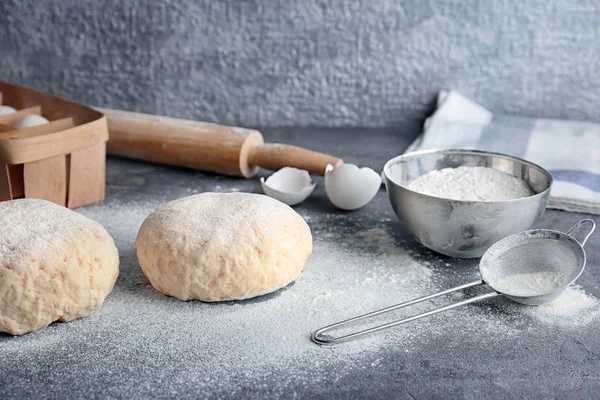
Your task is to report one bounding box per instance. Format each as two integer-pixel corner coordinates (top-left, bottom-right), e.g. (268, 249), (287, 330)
(1, 0), (599, 128)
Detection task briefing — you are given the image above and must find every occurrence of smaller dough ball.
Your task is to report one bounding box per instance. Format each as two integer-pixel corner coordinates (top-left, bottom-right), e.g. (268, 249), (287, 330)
(136, 193), (313, 302)
(0, 199), (119, 335)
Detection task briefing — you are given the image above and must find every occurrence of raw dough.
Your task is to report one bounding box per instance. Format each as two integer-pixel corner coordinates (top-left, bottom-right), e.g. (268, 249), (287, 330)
(136, 192), (313, 301)
(0, 199), (119, 335)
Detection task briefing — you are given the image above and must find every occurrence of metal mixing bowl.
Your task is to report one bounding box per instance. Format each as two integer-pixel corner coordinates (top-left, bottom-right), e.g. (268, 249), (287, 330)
(383, 149), (553, 258)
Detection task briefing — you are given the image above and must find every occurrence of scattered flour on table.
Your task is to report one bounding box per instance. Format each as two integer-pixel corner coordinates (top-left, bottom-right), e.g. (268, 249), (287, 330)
(0, 194), (598, 392)
(523, 285), (599, 326)
(214, 185), (242, 193)
(406, 166), (533, 201)
(353, 228), (432, 283)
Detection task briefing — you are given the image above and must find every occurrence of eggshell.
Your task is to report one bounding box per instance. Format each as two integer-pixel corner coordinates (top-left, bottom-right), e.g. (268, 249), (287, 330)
(0, 105), (16, 116)
(260, 167), (316, 206)
(15, 114), (49, 129)
(325, 163), (382, 210)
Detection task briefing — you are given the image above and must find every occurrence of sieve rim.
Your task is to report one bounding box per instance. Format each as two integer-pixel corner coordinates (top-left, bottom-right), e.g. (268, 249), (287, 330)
(479, 228), (587, 299)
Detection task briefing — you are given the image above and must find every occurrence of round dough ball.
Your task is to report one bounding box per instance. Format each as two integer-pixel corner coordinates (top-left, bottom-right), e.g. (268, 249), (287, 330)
(136, 193), (313, 302)
(0, 199), (119, 335)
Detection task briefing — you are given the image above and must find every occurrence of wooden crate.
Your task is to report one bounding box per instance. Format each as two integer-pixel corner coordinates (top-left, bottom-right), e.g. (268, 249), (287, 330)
(0, 81), (108, 208)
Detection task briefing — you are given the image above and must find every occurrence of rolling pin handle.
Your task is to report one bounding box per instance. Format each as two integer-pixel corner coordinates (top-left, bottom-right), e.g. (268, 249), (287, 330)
(247, 144), (343, 176)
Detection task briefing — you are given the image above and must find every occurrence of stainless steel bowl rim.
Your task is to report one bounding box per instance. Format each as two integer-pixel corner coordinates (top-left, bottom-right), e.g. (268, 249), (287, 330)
(383, 148), (554, 204)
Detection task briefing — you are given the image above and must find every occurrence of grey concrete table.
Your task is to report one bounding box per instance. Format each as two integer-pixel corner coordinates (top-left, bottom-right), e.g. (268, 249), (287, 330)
(1, 127), (599, 399)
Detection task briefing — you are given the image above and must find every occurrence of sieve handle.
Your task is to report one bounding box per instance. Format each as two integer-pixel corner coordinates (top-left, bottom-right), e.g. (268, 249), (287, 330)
(311, 280), (500, 345)
(566, 219), (596, 247)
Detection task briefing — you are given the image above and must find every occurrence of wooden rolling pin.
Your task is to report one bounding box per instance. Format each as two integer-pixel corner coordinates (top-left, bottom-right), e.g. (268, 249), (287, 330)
(98, 108), (342, 177)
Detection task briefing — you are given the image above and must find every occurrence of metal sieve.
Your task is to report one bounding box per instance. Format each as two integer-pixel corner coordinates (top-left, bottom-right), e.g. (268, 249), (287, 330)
(312, 219), (596, 345)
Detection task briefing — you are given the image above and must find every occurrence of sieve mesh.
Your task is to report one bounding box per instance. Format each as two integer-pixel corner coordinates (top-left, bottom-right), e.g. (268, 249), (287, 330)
(481, 235), (584, 297)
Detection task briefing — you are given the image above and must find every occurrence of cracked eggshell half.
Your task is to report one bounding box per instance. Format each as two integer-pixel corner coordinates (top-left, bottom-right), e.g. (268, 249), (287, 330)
(325, 163), (382, 210)
(260, 167), (316, 206)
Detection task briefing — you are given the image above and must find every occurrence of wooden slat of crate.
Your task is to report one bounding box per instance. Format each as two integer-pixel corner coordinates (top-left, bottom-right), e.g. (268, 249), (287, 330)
(23, 155), (68, 206)
(18, 119), (76, 206)
(0, 123), (12, 133)
(3, 118), (75, 204)
(0, 122), (18, 200)
(7, 164), (24, 198)
(68, 143), (106, 208)
(0, 121), (108, 165)
(0, 165), (10, 201)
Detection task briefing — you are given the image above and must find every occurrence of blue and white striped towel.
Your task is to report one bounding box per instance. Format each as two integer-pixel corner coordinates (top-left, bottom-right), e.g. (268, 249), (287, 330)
(407, 91), (600, 215)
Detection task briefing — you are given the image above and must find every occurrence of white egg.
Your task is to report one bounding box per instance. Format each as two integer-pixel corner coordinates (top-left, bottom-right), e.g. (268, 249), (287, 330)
(260, 167), (316, 206)
(15, 114), (49, 129)
(325, 163), (382, 210)
(0, 105), (16, 115)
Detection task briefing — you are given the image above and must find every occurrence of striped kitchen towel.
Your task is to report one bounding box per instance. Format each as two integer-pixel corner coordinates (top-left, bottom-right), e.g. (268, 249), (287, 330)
(407, 91), (600, 215)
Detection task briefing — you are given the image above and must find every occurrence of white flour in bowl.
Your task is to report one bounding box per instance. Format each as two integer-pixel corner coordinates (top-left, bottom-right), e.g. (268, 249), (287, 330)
(406, 166), (533, 201)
